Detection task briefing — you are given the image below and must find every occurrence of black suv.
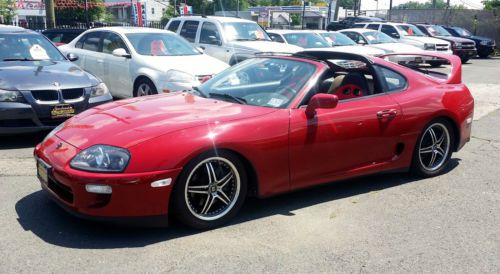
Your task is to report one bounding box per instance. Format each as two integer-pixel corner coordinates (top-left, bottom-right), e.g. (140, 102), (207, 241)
(327, 16), (384, 31)
(442, 26), (496, 58)
(0, 26), (112, 134)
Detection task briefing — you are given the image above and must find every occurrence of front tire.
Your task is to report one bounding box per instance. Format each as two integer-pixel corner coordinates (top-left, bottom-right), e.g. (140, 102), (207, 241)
(171, 150), (247, 229)
(134, 78), (157, 97)
(411, 119), (454, 177)
(460, 57), (470, 64)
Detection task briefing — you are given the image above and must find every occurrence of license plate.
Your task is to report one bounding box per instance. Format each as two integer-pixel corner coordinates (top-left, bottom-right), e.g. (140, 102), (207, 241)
(37, 160), (49, 185)
(51, 104), (75, 119)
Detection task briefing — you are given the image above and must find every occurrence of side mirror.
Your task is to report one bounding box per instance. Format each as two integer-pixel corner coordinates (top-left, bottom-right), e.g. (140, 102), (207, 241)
(112, 48), (131, 58)
(358, 40), (367, 45)
(305, 93), (338, 118)
(208, 35), (222, 46)
(197, 46), (205, 53)
(66, 53), (79, 62)
(390, 32), (400, 39)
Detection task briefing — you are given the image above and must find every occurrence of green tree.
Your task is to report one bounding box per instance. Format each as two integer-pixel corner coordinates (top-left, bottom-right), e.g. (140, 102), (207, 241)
(0, 0), (15, 23)
(482, 0), (500, 10)
(55, 0), (106, 23)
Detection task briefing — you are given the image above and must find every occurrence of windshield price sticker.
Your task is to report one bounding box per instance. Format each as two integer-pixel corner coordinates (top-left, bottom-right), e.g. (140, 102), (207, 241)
(268, 98), (284, 107)
(29, 44), (50, 60)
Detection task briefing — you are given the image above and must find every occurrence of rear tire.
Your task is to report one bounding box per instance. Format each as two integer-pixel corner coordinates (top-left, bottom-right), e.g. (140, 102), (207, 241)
(171, 150), (247, 229)
(460, 57), (470, 64)
(411, 119), (455, 177)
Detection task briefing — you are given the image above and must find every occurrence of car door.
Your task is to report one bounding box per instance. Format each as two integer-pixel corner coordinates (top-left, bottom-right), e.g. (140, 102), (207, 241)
(196, 21), (228, 62)
(101, 31), (132, 97)
(77, 31), (105, 80)
(289, 72), (403, 189)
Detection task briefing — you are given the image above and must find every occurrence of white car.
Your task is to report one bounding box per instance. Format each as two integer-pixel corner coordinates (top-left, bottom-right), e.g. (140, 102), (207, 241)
(339, 28), (426, 63)
(60, 27), (229, 98)
(165, 16), (301, 65)
(354, 22), (452, 55)
(268, 29), (385, 56)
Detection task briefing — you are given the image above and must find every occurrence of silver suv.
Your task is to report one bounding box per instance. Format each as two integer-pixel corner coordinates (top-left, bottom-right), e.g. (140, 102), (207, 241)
(166, 16), (301, 65)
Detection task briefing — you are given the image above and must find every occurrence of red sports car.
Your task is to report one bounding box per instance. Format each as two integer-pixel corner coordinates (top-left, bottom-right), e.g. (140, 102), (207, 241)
(34, 51), (474, 229)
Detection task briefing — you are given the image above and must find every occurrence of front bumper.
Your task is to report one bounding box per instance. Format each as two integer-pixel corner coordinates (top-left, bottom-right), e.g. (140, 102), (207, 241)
(34, 135), (182, 223)
(0, 91), (111, 135)
(453, 48), (477, 59)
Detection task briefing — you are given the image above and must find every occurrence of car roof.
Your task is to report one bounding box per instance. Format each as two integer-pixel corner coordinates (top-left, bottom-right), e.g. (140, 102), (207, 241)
(267, 29), (318, 34)
(83, 27), (173, 34)
(0, 25), (36, 34)
(42, 28), (86, 33)
(340, 28), (374, 33)
(171, 16), (254, 24)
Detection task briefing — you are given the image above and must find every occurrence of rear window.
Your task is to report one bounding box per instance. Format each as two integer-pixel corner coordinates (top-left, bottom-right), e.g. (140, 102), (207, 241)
(179, 20), (199, 42)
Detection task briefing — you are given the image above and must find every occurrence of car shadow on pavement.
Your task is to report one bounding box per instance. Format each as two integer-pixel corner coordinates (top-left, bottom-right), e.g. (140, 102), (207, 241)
(0, 131), (48, 149)
(15, 159), (460, 249)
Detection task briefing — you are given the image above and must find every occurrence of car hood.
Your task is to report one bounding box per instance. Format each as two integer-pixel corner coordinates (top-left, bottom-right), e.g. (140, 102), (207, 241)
(0, 60), (98, 90)
(468, 35), (494, 43)
(56, 92), (277, 149)
(404, 36), (450, 45)
(140, 54), (229, 76)
(227, 41), (302, 54)
(331, 45), (385, 56)
(435, 36), (474, 43)
(369, 43), (423, 53)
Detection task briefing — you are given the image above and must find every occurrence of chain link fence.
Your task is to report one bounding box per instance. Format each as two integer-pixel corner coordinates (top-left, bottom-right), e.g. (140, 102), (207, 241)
(3, 21), (166, 32)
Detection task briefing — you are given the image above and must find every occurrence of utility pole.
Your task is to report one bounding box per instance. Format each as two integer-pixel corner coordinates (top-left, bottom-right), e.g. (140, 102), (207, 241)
(85, 0), (89, 28)
(44, 0), (55, 28)
(334, 0), (340, 21)
(432, 0), (437, 8)
(301, 1), (306, 30)
(388, 0), (393, 21)
(237, 0), (239, 17)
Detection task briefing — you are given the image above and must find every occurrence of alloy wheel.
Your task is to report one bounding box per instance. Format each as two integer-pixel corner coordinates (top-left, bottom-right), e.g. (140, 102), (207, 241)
(418, 123), (451, 172)
(184, 157), (241, 221)
(137, 83), (153, 96)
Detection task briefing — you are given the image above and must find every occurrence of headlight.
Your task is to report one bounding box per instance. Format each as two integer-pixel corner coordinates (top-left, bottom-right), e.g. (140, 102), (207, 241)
(424, 43), (436, 50)
(70, 145), (130, 173)
(90, 82), (109, 97)
(479, 40), (491, 46)
(453, 42), (462, 48)
(0, 89), (24, 102)
(165, 69), (196, 83)
(42, 122), (65, 143)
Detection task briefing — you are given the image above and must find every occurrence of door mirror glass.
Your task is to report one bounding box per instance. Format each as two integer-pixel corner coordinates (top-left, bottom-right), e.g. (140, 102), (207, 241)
(66, 53), (79, 62)
(112, 48), (131, 58)
(305, 93), (339, 118)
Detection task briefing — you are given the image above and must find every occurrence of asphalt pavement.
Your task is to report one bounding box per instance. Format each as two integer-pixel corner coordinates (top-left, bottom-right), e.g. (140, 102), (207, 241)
(0, 58), (499, 273)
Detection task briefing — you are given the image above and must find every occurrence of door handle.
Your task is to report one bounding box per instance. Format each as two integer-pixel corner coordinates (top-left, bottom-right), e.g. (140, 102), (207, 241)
(377, 109), (398, 119)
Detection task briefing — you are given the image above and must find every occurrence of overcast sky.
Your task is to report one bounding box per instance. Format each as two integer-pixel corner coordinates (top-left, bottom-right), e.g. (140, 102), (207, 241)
(358, 0), (485, 10)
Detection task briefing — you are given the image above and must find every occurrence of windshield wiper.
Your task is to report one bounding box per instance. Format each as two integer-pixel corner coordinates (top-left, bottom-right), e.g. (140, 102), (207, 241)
(2, 58), (39, 61)
(209, 93), (247, 105)
(234, 38), (252, 41)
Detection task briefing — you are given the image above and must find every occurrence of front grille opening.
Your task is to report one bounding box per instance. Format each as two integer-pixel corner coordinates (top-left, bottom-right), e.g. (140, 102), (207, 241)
(48, 177), (74, 204)
(39, 118), (67, 127)
(32, 90), (58, 101)
(0, 119), (36, 127)
(62, 88), (84, 100)
(88, 194), (111, 208)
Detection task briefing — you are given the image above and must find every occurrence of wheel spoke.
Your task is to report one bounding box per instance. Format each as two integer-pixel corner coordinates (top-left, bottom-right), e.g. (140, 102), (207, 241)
(436, 147), (445, 157)
(188, 189), (209, 194)
(201, 195), (215, 215)
(205, 162), (217, 184)
(429, 128), (438, 144)
(217, 190), (231, 205)
(217, 172), (233, 188)
(436, 131), (445, 146)
(420, 145), (433, 154)
(428, 151), (437, 167)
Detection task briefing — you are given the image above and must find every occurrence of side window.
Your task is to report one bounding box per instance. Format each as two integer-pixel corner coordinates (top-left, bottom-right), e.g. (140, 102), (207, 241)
(82, 32), (102, 52)
(381, 25), (400, 38)
(179, 20), (199, 42)
(75, 34), (87, 48)
(353, 23), (366, 28)
(269, 33), (284, 43)
(167, 20), (181, 33)
(367, 24), (380, 30)
(378, 66), (407, 92)
(343, 32), (366, 44)
(102, 32), (128, 54)
(199, 22), (221, 45)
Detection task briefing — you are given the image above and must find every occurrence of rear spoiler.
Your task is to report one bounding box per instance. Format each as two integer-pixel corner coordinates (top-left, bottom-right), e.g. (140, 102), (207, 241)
(378, 53), (462, 84)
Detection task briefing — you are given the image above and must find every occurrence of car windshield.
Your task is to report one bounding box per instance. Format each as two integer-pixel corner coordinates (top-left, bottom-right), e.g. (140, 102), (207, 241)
(397, 25), (426, 37)
(320, 32), (357, 46)
(0, 33), (65, 62)
(427, 25), (452, 37)
(223, 22), (271, 42)
(197, 57), (316, 108)
(126, 32), (200, 56)
(283, 33), (331, 48)
(452, 27), (472, 37)
(363, 31), (395, 44)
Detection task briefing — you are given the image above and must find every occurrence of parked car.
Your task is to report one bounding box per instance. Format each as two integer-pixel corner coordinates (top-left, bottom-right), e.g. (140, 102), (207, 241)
(327, 16), (384, 31)
(313, 30), (386, 56)
(59, 27), (229, 98)
(267, 30), (332, 49)
(441, 26), (496, 58)
(34, 51), (473, 229)
(0, 26), (112, 135)
(42, 28), (85, 46)
(416, 24), (477, 63)
(165, 16), (301, 65)
(339, 28), (424, 64)
(354, 22), (452, 66)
